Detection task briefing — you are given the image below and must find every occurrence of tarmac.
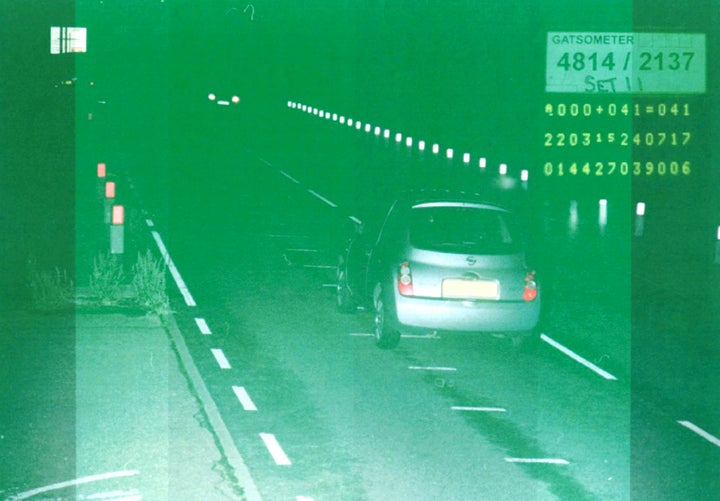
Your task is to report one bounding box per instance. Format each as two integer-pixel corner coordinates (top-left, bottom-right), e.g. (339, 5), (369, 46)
(6, 310), (261, 501)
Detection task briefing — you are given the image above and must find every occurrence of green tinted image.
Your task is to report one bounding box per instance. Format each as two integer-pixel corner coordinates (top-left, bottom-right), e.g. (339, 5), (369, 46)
(1, 1), (718, 499)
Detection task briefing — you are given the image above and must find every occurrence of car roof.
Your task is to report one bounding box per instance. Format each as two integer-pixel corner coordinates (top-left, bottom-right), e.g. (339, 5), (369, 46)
(394, 189), (512, 212)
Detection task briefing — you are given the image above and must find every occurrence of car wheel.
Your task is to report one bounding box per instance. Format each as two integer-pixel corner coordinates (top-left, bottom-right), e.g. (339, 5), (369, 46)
(374, 294), (400, 349)
(336, 259), (356, 313)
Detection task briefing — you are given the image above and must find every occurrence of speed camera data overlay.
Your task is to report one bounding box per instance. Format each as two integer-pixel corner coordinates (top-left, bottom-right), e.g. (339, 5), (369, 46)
(541, 31), (706, 185)
(546, 32), (706, 94)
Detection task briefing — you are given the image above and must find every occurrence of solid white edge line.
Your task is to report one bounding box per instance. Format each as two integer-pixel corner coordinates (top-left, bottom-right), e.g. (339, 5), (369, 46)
(194, 317), (212, 335)
(678, 420), (720, 447)
(452, 406), (507, 412)
(408, 366), (457, 371)
(10, 470), (140, 500)
(211, 348), (231, 369)
(505, 458), (569, 465)
(307, 189), (337, 208)
(232, 386), (258, 411)
(151, 231), (197, 307)
(258, 157), (273, 167)
(259, 433), (292, 465)
(280, 170), (300, 184)
(540, 333), (617, 380)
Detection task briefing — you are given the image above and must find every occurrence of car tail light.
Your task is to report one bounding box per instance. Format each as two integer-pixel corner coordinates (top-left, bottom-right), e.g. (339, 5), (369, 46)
(398, 262), (414, 296)
(523, 271), (538, 301)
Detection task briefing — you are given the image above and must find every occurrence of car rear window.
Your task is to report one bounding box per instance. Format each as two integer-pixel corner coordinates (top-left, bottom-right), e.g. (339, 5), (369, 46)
(409, 205), (522, 254)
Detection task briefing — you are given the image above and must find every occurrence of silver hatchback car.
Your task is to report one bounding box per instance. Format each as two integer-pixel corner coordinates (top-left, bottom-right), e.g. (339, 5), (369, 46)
(337, 192), (541, 348)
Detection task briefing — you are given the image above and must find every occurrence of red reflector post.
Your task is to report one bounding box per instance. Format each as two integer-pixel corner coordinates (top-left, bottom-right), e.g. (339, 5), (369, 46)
(112, 205), (124, 225)
(97, 162), (106, 178)
(105, 181), (115, 198)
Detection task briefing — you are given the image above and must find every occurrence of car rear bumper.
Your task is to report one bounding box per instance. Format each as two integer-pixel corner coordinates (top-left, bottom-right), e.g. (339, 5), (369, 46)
(393, 293), (540, 333)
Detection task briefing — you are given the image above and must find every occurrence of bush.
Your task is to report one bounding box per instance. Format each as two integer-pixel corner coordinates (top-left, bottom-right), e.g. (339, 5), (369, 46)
(132, 249), (170, 314)
(27, 256), (74, 311)
(89, 251), (125, 304)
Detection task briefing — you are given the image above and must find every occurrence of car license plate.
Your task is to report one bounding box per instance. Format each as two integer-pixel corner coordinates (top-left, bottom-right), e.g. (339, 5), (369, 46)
(442, 279), (499, 299)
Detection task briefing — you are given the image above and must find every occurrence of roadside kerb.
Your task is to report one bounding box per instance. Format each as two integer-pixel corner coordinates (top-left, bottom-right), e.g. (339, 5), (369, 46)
(68, 312), (262, 500)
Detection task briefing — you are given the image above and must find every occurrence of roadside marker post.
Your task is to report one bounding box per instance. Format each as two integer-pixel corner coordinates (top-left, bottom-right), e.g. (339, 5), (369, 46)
(634, 202), (646, 237)
(104, 181), (115, 224)
(110, 205), (124, 254)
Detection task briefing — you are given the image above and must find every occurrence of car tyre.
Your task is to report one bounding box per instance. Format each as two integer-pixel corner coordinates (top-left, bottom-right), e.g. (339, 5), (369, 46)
(374, 294), (400, 349)
(336, 260), (356, 313)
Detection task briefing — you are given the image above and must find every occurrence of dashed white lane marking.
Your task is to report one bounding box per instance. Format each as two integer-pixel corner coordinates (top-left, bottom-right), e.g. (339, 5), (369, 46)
(280, 170), (300, 184)
(409, 366), (457, 372)
(349, 332), (440, 339)
(258, 157), (273, 167)
(232, 386), (258, 411)
(260, 433), (292, 465)
(678, 420), (720, 447)
(195, 318), (212, 335)
(211, 348), (231, 369)
(349, 215), (363, 225)
(151, 231), (196, 307)
(302, 264), (335, 269)
(540, 333), (617, 381)
(287, 248), (318, 253)
(307, 189), (337, 208)
(452, 406), (507, 412)
(145, 219), (154, 227)
(505, 458), (569, 465)
(10, 470), (140, 500)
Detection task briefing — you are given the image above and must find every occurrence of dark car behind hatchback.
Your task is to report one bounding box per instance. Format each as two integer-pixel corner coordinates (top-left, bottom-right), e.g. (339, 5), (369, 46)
(337, 192), (541, 348)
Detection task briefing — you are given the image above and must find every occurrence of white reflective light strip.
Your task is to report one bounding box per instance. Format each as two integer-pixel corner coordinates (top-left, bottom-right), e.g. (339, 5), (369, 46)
(540, 334), (617, 380)
(505, 458), (569, 465)
(233, 386), (258, 411)
(452, 406), (506, 412)
(307, 189), (337, 208)
(260, 433), (292, 465)
(11, 470), (140, 500)
(408, 366), (457, 371)
(211, 348), (231, 369)
(195, 318), (212, 335)
(145, 219), (154, 227)
(151, 231), (196, 306)
(678, 421), (720, 447)
(217, 100), (230, 106)
(280, 170), (300, 184)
